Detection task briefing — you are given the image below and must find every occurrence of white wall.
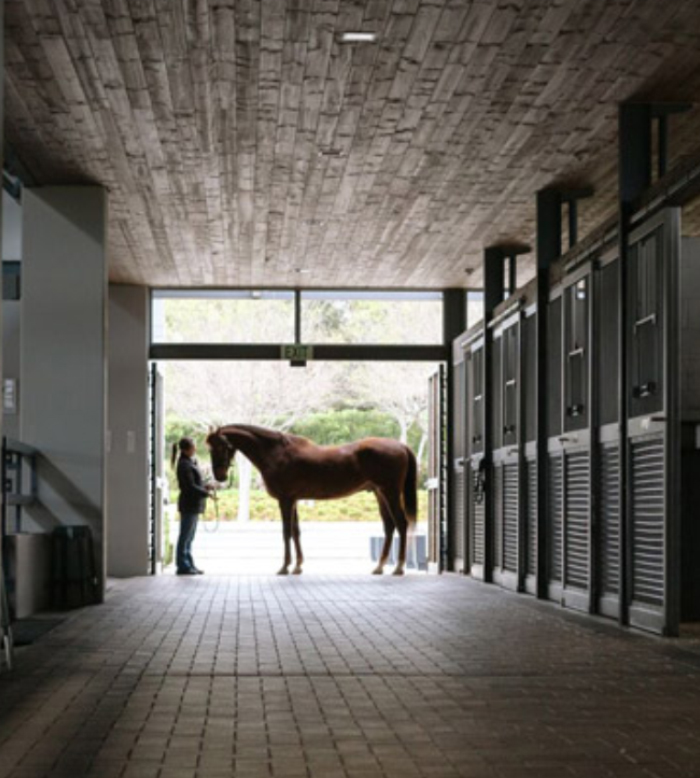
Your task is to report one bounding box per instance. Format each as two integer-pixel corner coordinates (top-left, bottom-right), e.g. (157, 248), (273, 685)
(2, 191), (22, 261)
(108, 284), (150, 577)
(1, 302), (20, 441)
(2, 194), (22, 439)
(20, 187), (108, 600)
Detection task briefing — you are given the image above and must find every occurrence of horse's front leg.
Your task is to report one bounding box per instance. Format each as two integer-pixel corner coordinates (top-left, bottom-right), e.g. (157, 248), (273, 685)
(291, 504), (304, 575)
(277, 500), (294, 575)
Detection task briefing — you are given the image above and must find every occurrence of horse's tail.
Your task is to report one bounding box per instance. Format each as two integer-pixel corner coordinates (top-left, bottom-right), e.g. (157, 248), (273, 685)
(403, 447), (418, 527)
(170, 442), (178, 469)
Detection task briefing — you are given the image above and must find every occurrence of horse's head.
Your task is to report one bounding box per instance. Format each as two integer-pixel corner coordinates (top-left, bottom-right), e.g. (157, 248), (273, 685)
(205, 428), (235, 482)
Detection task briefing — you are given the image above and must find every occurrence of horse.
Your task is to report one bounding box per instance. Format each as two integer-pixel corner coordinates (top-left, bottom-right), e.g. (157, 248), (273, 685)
(205, 424), (418, 576)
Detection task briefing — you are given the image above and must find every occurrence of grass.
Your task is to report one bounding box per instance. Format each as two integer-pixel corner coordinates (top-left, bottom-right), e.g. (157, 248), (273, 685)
(174, 488), (430, 522)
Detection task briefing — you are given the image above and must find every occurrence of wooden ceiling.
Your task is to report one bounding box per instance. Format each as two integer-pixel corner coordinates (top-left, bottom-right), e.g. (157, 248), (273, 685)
(6, 0), (700, 289)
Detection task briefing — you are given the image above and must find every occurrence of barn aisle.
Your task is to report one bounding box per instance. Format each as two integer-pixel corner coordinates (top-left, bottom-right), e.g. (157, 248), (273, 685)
(1, 575), (700, 777)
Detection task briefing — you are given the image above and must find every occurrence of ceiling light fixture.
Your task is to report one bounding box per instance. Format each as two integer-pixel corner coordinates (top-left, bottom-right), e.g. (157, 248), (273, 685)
(340, 31), (377, 43)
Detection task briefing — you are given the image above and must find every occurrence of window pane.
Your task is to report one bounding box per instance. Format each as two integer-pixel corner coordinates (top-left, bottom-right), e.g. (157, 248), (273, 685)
(301, 291), (443, 345)
(466, 291), (484, 329)
(152, 291), (295, 344)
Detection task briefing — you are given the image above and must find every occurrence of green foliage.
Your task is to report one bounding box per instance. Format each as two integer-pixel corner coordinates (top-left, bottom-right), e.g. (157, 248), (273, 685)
(190, 488), (430, 523)
(286, 408), (400, 445)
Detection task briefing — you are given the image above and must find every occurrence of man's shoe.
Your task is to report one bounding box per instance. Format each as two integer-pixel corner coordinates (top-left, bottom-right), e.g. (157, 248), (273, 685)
(176, 569), (197, 576)
(193, 568), (205, 575)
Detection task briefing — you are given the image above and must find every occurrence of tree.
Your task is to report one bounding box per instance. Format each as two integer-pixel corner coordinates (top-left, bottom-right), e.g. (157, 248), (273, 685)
(161, 292), (440, 510)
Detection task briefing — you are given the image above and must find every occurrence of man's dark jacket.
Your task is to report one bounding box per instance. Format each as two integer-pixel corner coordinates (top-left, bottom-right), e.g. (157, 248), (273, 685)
(177, 456), (209, 514)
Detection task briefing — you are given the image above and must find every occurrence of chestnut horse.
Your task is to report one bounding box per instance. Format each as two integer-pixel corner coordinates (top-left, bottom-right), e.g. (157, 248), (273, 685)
(206, 424), (417, 576)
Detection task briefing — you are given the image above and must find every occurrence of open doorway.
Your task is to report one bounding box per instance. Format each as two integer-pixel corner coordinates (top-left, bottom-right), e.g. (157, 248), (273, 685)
(152, 358), (440, 575)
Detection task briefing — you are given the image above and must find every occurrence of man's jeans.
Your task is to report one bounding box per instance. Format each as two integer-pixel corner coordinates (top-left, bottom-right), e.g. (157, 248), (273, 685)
(176, 512), (200, 572)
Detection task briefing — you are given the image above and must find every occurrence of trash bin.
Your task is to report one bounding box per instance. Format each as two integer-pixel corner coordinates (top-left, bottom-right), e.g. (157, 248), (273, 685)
(51, 526), (99, 609)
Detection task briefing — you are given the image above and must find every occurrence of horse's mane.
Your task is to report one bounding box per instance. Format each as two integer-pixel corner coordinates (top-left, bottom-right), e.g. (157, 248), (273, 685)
(216, 423), (291, 445)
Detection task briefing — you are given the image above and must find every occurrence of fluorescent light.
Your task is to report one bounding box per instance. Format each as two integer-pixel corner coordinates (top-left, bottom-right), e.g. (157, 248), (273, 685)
(340, 31), (376, 43)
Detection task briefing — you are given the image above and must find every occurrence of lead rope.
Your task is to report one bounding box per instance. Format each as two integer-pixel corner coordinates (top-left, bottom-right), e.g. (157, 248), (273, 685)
(203, 466), (234, 533)
(203, 483), (220, 533)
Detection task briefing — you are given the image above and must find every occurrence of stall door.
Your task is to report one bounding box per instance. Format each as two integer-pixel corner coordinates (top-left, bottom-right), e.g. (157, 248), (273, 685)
(451, 351), (468, 572)
(491, 330), (504, 580)
(560, 273), (592, 613)
(546, 293), (564, 602)
(595, 256), (621, 619)
(467, 338), (487, 580)
(427, 365), (447, 572)
(492, 316), (521, 591)
(522, 308), (538, 594)
(626, 208), (680, 635)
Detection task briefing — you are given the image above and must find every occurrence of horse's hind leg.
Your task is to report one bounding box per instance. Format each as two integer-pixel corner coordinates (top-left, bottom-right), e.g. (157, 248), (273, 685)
(277, 500), (294, 575)
(291, 504), (304, 575)
(384, 491), (409, 576)
(372, 493), (395, 575)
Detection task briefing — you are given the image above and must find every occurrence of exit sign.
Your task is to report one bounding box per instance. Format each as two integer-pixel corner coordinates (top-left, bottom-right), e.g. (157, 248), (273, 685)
(281, 344), (314, 361)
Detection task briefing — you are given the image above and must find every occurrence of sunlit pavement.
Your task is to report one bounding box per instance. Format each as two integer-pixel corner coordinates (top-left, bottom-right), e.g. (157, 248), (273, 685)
(169, 520), (430, 575)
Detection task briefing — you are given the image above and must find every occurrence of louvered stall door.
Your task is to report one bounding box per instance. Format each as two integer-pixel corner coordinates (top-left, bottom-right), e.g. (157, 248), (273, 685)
(547, 294), (564, 601)
(492, 465), (503, 572)
(559, 271), (593, 612)
(563, 450), (590, 610)
(467, 339), (486, 580)
(497, 320), (522, 590)
(626, 210), (679, 635)
(503, 463), (519, 573)
(470, 462), (485, 572)
(630, 436), (666, 617)
(451, 356), (467, 571)
(598, 442), (620, 617)
(547, 454), (563, 597)
(452, 466), (466, 571)
(525, 458), (537, 582)
(490, 331), (504, 583)
(595, 257), (621, 619)
(522, 309), (538, 594)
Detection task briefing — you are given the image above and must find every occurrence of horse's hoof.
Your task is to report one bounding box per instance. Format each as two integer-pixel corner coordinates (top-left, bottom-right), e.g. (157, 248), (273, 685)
(371, 567), (384, 575)
(277, 567), (289, 576)
(292, 567), (303, 575)
(392, 568), (405, 577)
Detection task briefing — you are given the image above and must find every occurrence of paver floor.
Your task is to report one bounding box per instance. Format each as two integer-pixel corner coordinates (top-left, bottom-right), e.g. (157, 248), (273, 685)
(2, 575), (700, 778)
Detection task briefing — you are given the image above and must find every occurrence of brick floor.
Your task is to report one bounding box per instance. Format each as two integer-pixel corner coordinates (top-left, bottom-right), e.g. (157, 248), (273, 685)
(2, 575), (700, 777)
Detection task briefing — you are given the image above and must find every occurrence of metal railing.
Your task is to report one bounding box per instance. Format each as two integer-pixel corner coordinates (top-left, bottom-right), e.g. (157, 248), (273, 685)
(1, 437), (39, 671)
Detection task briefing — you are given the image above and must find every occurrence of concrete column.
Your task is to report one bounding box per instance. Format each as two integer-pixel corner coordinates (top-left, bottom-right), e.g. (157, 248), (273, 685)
(107, 284), (150, 577)
(20, 187), (108, 601)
